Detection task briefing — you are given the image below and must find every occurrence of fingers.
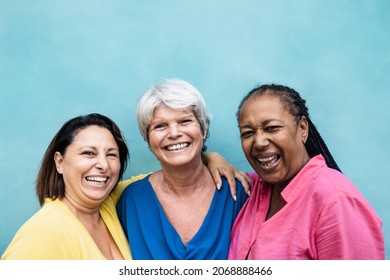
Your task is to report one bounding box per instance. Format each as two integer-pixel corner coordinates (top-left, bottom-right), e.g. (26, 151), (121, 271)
(225, 170), (237, 201)
(203, 151), (248, 200)
(210, 164), (238, 200)
(216, 164), (238, 201)
(210, 168), (222, 190)
(205, 152), (231, 191)
(235, 171), (251, 196)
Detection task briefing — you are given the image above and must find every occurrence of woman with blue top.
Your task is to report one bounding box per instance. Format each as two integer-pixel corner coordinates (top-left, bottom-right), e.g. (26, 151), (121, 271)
(117, 79), (249, 259)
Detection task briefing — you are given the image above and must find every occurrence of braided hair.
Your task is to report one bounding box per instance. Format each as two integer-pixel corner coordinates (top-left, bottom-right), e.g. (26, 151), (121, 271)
(236, 84), (341, 172)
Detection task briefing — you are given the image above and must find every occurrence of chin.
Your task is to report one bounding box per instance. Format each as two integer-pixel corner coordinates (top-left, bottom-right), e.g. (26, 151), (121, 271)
(256, 171), (279, 184)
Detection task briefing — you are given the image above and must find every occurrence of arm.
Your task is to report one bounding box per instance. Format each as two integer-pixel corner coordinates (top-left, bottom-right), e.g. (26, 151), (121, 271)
(204, 152), (251, 200)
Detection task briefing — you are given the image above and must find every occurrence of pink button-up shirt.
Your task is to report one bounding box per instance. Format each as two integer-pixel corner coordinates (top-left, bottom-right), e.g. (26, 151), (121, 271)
(228, 155), (384, 260)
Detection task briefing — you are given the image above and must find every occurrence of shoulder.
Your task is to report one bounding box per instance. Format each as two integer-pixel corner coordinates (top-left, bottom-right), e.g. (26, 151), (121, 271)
(119, 174), (152, 199)
(109, 173), (151, 202)
(4, 201), (74, 248)
(220, 177), (249, 201)
(23, 200), (76, 233)
(295, 155), (358, 197)
(312, 165), (358, 196)
(304, 165), (378, 216)
(116, 173), (150, 192)
(2, 201), (75, 259)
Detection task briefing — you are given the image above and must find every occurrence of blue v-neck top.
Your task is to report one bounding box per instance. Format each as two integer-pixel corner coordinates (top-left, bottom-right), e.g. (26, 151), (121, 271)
(116, 175), (248, 260)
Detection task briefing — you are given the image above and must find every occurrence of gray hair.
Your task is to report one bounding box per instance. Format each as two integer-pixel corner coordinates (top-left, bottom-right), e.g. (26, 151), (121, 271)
(136, 79), (211, 144)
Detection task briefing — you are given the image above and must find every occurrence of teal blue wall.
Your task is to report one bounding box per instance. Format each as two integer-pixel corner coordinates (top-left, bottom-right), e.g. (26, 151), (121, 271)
(1, 1), (389, 258)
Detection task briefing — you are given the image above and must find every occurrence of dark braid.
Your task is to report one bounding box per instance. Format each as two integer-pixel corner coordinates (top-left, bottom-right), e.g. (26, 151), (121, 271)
(236, 84), (342, 172)
(305, 118), (341, 172)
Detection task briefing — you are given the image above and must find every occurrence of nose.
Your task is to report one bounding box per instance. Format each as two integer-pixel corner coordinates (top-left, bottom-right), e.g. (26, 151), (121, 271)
(167, 124), (182, 139)
(95, 154), (109, 171)
(253, 130), (269, 149)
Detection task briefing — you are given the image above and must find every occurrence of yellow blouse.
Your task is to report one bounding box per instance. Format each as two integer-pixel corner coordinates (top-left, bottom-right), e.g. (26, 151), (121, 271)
(1, 174), (146, 260)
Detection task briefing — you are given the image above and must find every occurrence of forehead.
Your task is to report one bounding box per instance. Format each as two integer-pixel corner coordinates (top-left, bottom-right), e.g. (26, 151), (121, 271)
(239, 94), (297, 126)
(72, 125), (115, 145)
(152, 104), (194, 119)
(241, 94), (286, 115)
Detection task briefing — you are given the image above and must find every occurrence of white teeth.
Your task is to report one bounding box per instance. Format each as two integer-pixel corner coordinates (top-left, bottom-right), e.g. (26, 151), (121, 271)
(86, 177), (108, 183)
(257, 155), (278, 167)
(257, 155), (277, 163)
(166, 143), (189, 151)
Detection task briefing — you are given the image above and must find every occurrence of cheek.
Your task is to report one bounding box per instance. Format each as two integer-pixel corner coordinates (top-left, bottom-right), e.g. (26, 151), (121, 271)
(110, 160), (122, 175)
(288, 134), (305, 152)
(241, 140), (252, 156)
(147, 136), (160, 150)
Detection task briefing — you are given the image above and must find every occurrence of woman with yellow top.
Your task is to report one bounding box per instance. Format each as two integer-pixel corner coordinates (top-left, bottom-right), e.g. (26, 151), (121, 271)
(1, 113), (138, 259)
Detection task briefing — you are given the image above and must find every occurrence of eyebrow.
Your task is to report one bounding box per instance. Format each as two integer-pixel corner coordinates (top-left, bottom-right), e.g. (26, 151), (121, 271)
(79, 145), (97, 150)
(79, 146), (118, 151)
(151, 113), (196, 123)
(239, 118), (282, 128)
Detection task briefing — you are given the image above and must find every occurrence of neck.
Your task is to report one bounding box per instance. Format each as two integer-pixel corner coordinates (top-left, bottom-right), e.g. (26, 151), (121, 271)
(62, 195), (101, 223)
(158, 160), (213, 197)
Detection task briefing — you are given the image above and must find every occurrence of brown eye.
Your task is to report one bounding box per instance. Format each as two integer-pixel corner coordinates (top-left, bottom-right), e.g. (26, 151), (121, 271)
(179, 119), (193, 125)
(265, 126), (281, 132)
(152, 123), (167, 131)
(240, 130), (254, 139)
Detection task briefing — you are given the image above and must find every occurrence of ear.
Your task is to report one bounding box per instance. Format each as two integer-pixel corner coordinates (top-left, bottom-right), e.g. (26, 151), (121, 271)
(54, 152), (64, 174)
(202, 128), (208, 140)
(299, 116), (309, 144)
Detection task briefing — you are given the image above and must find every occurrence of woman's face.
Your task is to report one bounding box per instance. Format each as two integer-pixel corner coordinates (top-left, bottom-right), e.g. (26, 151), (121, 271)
(148, 104), (205, 168)
(54, 125), (121, 207)
(239, 94), (310, 188)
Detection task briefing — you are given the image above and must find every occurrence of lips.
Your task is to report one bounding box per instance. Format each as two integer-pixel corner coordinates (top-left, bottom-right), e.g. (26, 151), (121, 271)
(165, 142), (189, 151)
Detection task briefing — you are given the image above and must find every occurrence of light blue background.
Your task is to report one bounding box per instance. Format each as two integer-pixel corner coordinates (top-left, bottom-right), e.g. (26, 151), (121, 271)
(1, 0), (389, 258)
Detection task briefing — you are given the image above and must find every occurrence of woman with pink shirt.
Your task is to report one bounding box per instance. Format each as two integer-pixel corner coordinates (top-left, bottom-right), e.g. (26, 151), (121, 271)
(228, 84), (385, 260)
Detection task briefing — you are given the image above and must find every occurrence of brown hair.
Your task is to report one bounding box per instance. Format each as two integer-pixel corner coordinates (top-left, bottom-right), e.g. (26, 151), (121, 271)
(35, 113), (129, 205)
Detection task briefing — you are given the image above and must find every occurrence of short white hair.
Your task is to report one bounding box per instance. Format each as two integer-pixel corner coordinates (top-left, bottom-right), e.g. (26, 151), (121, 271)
(136, 78), (211, 143)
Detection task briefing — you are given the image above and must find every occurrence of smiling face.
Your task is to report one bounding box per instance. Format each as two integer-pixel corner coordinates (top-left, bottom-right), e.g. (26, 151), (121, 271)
(238, 94), (310, 189)
(148, 104), (205, 168)
(54, 125), (121, 208)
